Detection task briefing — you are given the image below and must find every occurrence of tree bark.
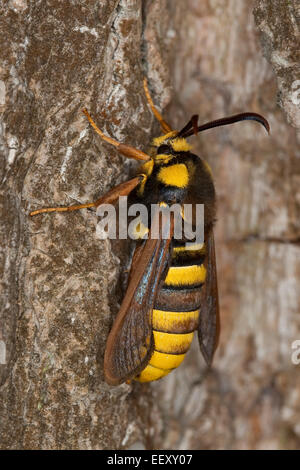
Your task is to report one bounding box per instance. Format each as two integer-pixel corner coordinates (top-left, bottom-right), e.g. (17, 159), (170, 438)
(0, 0), (299, 450)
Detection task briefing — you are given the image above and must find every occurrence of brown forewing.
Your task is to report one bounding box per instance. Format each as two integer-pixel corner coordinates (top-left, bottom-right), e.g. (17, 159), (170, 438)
(104, 209), (174, 385)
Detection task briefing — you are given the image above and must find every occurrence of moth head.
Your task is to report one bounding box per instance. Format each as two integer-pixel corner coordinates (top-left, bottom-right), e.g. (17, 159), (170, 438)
(151, 112), (269, 165)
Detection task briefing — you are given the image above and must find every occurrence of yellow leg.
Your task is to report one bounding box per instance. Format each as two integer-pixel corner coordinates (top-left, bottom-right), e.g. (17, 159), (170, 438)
(82, 109), (150, 162)
(143, 78), (172, 133)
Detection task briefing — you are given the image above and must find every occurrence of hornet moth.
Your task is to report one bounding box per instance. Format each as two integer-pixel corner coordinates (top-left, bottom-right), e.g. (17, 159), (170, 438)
(30, 79), (269, 385)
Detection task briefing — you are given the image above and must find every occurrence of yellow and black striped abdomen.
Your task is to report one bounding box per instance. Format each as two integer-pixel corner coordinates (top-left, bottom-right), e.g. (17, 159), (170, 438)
(135, 242), (206, 382)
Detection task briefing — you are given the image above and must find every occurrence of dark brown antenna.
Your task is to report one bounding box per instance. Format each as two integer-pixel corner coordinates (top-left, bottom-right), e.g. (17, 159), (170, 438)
(181, 112), (270, 138)
(178, 114), (199, 137)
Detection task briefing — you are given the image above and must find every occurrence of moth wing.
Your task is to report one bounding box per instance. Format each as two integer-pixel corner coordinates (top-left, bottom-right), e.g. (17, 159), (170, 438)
(104, 209), (174, 385)
(198, 230), (220, 365)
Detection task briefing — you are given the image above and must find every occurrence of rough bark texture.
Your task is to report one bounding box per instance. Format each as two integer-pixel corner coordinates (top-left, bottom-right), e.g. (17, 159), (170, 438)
(0, 0), (299, 450)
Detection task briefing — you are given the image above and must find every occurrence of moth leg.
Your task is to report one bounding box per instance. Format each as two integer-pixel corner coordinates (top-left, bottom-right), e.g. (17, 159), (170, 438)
(82, 109), (150, 162)
(143, 78), (173, 133)
(29, 175), (143, 216)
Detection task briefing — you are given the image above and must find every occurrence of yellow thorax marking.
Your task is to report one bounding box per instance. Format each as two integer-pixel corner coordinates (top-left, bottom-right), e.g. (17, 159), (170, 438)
(170, 138), (192, 152)
(152, 133), (192, 153)
(157, 163), (189, 188)
(155, 153), (173, 164)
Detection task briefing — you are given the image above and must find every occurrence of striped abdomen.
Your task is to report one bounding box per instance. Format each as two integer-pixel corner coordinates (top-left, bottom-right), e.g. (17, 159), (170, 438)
(135, 242), (206, 382)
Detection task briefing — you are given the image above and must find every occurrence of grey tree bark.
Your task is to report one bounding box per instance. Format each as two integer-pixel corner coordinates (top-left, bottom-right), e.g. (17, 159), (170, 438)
(0, 0), (299, 450)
